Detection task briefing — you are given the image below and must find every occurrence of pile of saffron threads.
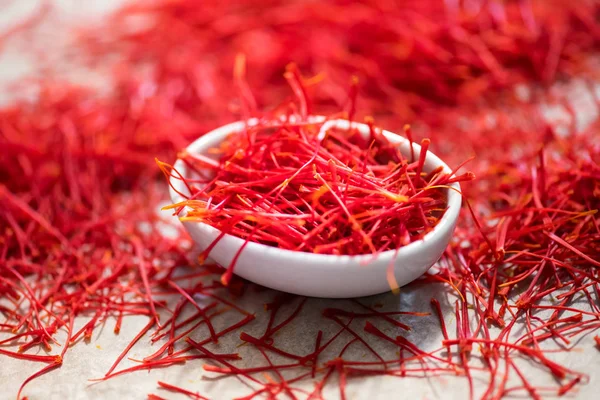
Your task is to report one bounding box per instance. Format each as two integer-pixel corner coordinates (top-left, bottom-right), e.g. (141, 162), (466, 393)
(82, 0), (600, 123)
(0, 85), (196, 396)
(162, 111), (471, 256)
(0, 0), (599, 399)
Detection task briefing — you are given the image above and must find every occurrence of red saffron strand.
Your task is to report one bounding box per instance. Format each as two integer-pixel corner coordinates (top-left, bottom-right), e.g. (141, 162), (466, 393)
(157, 381), (210, 400)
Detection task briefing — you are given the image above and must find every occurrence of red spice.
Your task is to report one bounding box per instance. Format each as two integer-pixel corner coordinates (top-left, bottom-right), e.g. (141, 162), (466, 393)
(2, 82), (599, 398)
(165, 116), (464, 250)
(157, 381), (209, 400)
(558, 377), (581, 396)
(1, 1), (600, 399)
(83, 0), (600, 121)
(147, 395), (167, 400)
(161, 73), (472, 284)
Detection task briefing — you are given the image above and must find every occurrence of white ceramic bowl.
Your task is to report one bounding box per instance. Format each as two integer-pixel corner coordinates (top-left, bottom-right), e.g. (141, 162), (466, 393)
(168, 118), (461, 298)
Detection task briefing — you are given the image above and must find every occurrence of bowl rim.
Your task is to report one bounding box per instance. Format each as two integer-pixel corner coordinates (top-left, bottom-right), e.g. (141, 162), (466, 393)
(168, 117), (462, 265)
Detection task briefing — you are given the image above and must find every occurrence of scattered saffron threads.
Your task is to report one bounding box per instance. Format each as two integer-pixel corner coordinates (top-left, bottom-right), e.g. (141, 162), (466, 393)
(86, 0), (600, 120)
(1, 0), (600, 399)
